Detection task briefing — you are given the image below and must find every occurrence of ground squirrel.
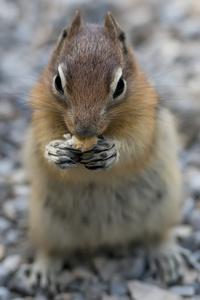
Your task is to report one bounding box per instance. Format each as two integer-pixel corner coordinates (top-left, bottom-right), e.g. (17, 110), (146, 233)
(23, 11), (187, 293)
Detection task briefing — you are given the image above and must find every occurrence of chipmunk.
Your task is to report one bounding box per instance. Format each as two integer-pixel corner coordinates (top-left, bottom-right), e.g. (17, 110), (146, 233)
(23, 11), (187, 292)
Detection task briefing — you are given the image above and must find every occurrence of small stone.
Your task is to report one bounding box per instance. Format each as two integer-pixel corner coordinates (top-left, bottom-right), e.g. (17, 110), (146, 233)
(0, 287), (11, 300)
(182, 198), (195, 222)
(81, 280), (107, 299)
(188, 210), (200, 231)
(0, 255), (21, 285)
(110, 281), (127, 296)
(12, 168), (28, 184)
(118, 297), (130, 300)
(193, 282), (200, 295)
(58, 270), (75, 292)
(173, 225), (193, 240)
(0, 217), (12, 232)
(0, 179), (12, 201)
(12, 298), (28, 300)
(5, 228), (23, 245)
(176, 19), (200, 40)
(122, 257), (146, 280)
(170, 285), (195, 297)
(0, 244), (6, 261)
(182, 232), (200, 252)
(72, 293), (86, 300)
(55, 293), (73, 300)
(73, 267), (95, 280)
(35, 296), (48, 300)
(101, 296), (120, 300)
(185, 169), (200, 201)
(2, 200), (17, 221)
(13, 197), (29, 217)
(183, 269), (198, 285)
(93, 257), (118, 282)
(0, 159), (14, 175)
(13, 185), (30, 197)
(127, 280), (182, 300)
(8, 270), (34, 296)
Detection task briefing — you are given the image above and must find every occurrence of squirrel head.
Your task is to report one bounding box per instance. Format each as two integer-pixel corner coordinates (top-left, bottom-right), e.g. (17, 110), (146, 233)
(43, 11), (156, 138)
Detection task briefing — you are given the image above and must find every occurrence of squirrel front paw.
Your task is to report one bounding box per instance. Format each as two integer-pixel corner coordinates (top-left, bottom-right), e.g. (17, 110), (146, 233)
(80, 138), (118, 170)
(45, 140), (82, 169)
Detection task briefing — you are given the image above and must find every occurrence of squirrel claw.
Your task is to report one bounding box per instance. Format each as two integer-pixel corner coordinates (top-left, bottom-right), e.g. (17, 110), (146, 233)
(148, 243), (200, 285)
(17, 263), (60, 296)
(80, 139), (117, 171)
(45, 140), (81, 169)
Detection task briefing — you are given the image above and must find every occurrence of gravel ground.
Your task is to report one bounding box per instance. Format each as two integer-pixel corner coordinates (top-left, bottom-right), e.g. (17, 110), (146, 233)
(0, 0), (200, 299)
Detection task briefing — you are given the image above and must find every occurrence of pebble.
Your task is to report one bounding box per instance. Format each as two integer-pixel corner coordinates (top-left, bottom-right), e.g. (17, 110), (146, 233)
(0, 159), (14, 175)
(170, 285), (195, 297)
(193, 282), (200, 294)
(110, 281), (127, 296)
(0, 255), (21, 285)
(127, 280), (182, 300)
(173, 225), (193, 240)
(8, 271), (34, 297)
(72, 293), (86, 300)
(122, 257), (146, 280)
(0, 287), (11, 300)
(35, 296), (48, 300)
(93, 257), (118, 282)
(13, 185), (30, 197)
(12, 298), (29, 300)
(181, 232), (200, 252)
(182, 269), (198, 285)
(0, 245), (6, 261)
(0, 217), (12, 233)
(2, 200), (17, 221)
(101, 296), (120, 300)
(82, 281), (107, 299)
(5, 229), (22, 245)
(182, 198), (195, 223)
(187, 210), (200, 231)
(58, 270), (75, 292)
(73, 267), (95, 280)
(55, 293), (73, 300)
(0, 179), (12, 201)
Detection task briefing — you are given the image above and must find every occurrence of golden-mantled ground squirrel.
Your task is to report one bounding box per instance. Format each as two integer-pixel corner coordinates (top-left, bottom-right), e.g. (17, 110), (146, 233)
(23, 11), (186, 293)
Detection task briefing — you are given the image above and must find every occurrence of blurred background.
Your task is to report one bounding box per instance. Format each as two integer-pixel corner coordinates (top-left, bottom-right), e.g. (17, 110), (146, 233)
(0, 0), (200, 299)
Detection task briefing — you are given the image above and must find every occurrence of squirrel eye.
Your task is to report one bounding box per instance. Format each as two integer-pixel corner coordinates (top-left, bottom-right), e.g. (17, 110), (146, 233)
(113, 77), (125, 99)
(54, 74), (64, 95)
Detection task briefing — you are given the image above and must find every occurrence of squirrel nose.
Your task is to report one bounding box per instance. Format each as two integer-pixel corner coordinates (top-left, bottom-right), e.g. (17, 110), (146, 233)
(74, 126), (96, 138)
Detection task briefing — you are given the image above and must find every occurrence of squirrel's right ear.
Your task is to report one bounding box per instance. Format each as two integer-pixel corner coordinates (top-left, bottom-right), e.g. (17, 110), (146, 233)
(56, 11), (82, 50)
(104, 12), (127, 54)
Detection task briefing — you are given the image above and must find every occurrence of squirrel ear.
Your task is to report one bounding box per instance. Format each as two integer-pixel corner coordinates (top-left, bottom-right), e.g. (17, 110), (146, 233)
(68, 10), (82, 38)
(56, 11), (82, 51)
(57, 27), (68, 50)
(104, 12), (127, 54)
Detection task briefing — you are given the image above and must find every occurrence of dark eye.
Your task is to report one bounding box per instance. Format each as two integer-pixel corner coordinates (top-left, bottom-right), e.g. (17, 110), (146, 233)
(113, 77), (125, 99)
(54, 74), (64, 95)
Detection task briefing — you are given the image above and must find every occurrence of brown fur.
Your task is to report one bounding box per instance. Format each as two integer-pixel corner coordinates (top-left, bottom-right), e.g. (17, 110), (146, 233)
(24, 12), (182, 287)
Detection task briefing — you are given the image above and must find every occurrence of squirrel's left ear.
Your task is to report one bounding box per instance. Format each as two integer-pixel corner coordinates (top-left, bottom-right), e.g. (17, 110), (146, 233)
(104, 12), (127, 54)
